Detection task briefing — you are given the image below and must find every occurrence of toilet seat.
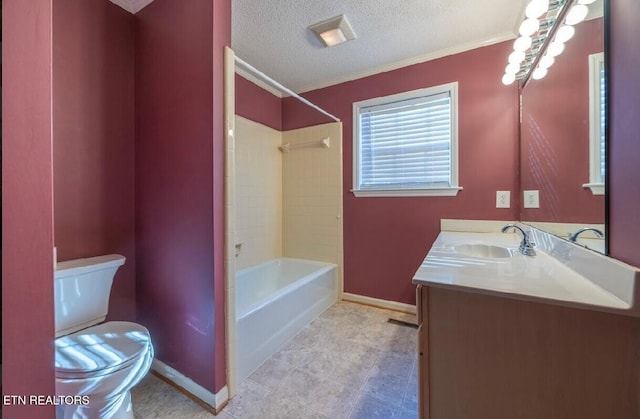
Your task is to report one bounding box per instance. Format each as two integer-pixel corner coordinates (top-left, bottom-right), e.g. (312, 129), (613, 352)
(55, 321), (152, 380)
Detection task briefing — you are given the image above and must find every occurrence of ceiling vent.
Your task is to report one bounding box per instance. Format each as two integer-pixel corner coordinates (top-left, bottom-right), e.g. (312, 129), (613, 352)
(309, 15), (357, 47)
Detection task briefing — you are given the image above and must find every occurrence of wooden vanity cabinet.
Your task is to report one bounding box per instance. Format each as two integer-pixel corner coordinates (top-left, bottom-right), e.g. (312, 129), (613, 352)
(416, 284), (640, 419)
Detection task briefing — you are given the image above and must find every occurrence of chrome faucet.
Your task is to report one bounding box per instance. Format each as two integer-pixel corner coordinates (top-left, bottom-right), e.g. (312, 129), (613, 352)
(568, 227), (604, 243)
(501, 224), (536, 256)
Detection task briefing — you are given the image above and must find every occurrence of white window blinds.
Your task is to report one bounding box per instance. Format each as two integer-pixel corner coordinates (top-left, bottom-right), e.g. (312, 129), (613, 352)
(353, 83), (459, 197)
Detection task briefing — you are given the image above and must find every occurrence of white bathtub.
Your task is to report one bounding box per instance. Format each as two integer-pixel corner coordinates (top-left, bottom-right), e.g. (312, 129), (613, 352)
(235, 258), (338, 383)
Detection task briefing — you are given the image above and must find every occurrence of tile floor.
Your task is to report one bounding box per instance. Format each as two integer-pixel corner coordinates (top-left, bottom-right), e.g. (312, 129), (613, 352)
(132, 301), (418, 418)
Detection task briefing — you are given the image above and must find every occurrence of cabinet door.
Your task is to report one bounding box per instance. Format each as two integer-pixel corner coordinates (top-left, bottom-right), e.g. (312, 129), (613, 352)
(428, 287), (640, 419)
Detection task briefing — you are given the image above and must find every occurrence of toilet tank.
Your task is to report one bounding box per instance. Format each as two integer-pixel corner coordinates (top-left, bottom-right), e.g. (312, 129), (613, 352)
(54, 254), (125, 337)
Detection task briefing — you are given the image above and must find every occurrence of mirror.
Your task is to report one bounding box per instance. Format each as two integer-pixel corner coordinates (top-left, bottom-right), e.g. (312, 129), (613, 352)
(520, 1), (606, 253)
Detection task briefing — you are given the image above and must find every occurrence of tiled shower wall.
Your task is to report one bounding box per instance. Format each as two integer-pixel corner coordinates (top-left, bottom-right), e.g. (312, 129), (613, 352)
(282, 122), (344, 291)
(233, 117), (343, 292)
(234, 116), (283, 269)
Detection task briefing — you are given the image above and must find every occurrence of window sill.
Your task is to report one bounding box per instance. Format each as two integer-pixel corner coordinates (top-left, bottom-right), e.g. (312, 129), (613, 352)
(582, 182), (604, 195)
(352, 186), (463, 197)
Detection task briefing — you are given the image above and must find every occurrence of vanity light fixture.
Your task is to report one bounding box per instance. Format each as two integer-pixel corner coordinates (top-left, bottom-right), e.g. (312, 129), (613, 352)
(519, 18), (540, 36)
(514, 36), (533, 51)
(532, 67), (548, 79)
(506, 62), (521, 74)
(555, 25), (576, 42)
(565, 4), (589, 25)
(538, 54), (555, 69)
(309, 14), (357, 47)
(502, 73), (517, 85)
(501, 0), (594, 86)
(547, 40), (566, 57)
(509, 50), (527, 66)
(525, 0), (550, 18)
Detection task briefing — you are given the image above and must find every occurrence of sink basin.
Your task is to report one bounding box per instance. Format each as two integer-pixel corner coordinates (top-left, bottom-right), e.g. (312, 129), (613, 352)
(454, 244), (514, 258)
(415, 229), (640, 317)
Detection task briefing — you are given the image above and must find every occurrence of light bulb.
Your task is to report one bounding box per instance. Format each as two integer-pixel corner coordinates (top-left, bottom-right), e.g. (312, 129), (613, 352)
(538, 55), (555, 69)
(508, 50), (526, 64)
(519, 18), (540, 37)
(532, 67), (548, 80)
(514, 36), (533, 52)
(505, 62), (521, 75)
(578, 0), (596, 4)
(565, 4), (589, 25)
(555, 25), (575, 43)
(547, 41), (565, 57)
(525, 0), (549, 19)
(502, 73), (516, 85)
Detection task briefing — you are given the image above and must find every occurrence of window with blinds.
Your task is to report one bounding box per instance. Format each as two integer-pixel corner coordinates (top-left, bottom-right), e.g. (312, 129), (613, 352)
(586, 52), (605, 195)
(352, 82), (460, 197)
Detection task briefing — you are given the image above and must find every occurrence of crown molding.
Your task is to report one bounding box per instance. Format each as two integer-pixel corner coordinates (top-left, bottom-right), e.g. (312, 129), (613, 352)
(296, 32), (516, 93)
(235, 32), (516, 98)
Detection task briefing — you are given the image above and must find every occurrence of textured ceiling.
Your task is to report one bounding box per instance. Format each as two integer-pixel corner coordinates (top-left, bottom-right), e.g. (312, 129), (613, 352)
(233, 0), (526, 93)
(109, 0), (526, 92)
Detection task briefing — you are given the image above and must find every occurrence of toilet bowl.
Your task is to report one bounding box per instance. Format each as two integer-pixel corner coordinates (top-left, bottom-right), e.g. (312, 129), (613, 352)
(54, 255), (154, 419)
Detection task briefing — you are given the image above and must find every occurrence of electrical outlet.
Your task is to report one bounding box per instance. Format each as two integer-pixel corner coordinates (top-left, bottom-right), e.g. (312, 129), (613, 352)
(496, 191), (510, 208)
(523, 190), (540, 208)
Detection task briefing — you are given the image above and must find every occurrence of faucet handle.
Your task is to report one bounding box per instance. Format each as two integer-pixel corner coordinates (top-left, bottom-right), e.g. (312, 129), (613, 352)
(519, 236), (537, 256)
(520, 241), (537, 256)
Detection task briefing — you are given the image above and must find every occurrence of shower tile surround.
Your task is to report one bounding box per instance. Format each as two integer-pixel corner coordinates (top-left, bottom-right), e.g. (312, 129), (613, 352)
(282, 123), (344, 286)
(234, 117), (283, 269)
(133, 301), (417, 418)
(233, 116), (344, 288)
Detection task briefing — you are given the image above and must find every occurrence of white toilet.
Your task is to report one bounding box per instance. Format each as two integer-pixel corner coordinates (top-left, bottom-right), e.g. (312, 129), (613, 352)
(54, 254), (154, 419)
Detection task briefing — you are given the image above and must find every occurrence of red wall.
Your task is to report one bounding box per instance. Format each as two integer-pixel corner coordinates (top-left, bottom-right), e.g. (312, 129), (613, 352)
(53, 0), (136, 321)
(609, 0), (640, 269)
(520, 18), (604, 223)
(235, 74), (282, 130)
(2, 0), (56, 417)
(135, 0), (229, 394)
(283, 42), (520, 304)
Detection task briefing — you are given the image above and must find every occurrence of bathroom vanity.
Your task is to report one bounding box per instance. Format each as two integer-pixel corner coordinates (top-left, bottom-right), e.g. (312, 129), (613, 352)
(413, 222), (640, 419)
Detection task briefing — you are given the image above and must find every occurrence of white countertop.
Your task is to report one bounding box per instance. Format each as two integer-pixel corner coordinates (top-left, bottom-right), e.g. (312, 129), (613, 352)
(413, 230), (639, 316)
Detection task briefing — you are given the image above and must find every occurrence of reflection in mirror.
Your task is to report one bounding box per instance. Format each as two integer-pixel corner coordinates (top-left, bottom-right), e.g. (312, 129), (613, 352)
(520, 2), (605, 253)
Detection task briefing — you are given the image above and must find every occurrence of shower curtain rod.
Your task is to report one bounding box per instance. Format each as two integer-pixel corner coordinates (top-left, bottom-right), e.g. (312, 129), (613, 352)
(234, 55), (341, 123)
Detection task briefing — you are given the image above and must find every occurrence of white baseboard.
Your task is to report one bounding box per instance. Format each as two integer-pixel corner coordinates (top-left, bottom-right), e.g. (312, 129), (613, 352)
(151, 359), (228, 410)
(342, 292), (416, 314)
